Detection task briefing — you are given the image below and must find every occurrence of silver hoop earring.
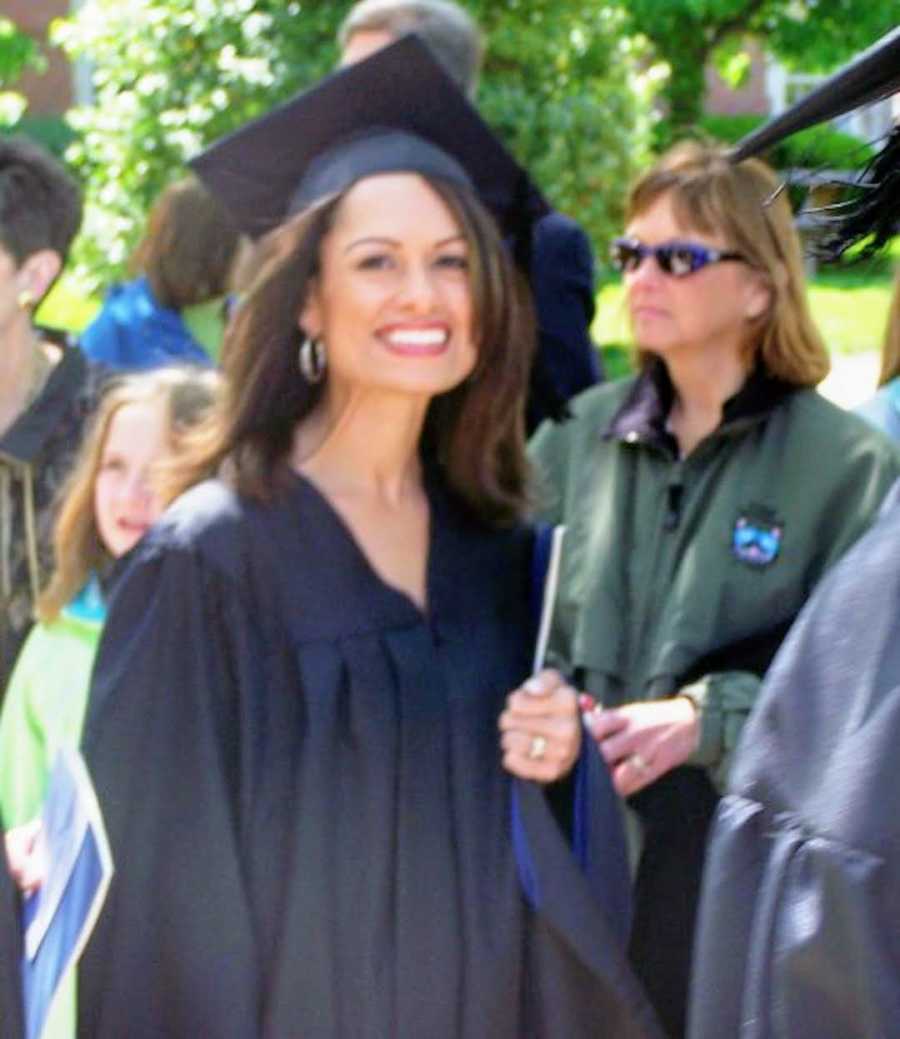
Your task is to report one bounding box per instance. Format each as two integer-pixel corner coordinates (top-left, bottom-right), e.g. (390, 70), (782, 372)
(299, 335), (326, 384)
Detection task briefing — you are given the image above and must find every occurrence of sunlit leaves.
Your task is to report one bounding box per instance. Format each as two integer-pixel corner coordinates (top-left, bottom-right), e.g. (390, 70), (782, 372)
(0, 16), (45, 128)
(620, 0), (900, 140)
(56, 0), (657, 288)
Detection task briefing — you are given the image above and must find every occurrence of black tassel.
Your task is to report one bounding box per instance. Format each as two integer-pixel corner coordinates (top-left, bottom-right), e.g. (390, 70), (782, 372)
(815, 125), (900, 262)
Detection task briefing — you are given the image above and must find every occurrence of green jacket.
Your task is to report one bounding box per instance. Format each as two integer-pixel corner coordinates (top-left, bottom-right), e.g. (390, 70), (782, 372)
(0, 578), (104, 826)
(0, 579), (104, 1039)
(530, 365), (900, 791)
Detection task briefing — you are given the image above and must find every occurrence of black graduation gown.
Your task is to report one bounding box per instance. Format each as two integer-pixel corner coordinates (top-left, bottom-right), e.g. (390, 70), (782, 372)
(0, 813), (24, 1039)
(78, 473), (661, 1038)
(690, 483), (900, 1038)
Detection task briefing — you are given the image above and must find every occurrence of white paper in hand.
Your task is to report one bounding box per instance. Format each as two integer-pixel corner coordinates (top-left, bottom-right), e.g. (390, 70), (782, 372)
(532, 525), (565, 676)
(21, 746), (113, 1039)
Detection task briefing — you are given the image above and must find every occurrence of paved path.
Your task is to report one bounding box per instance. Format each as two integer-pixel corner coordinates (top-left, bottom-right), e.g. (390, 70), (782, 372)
(819, 351), (879, 409)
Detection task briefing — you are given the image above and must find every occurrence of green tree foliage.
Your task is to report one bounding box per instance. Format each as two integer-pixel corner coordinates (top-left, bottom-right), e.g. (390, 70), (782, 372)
(0, 17), (44, 126)
(620, 0), (900, 143)
(55, 0), (338, 283)
(474, 1), (656, 276)
(700, 113), (874, 170)
(55, 0), (655, 289)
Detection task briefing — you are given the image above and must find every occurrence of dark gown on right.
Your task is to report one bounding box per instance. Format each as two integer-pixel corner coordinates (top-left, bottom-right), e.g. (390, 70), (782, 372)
(78, 472), (661, 1038)
(690, 483), (900, 1038)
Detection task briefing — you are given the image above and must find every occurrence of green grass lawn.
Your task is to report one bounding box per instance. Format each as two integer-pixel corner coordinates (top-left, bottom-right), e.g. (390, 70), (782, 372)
(595, 265), (894, 360)
(805, 270), (892, 355)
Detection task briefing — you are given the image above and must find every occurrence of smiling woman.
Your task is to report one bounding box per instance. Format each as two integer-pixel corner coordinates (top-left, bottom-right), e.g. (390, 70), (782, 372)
(296, 174), (478, 439)
(73, 36), (659, 1039)
(191, 156), (533, 529)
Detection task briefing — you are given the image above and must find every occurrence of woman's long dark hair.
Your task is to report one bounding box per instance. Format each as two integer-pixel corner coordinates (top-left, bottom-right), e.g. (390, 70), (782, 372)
(165, 174), (536, 526)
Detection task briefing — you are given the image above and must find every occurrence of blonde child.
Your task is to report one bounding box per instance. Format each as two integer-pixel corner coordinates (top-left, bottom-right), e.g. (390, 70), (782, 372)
(0, 366), (219, 1039)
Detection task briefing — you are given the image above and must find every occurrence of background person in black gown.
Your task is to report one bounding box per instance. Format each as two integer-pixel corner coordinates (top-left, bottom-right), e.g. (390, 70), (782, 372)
(77, 40), (660, 1039)
(338, 0), (603, 432)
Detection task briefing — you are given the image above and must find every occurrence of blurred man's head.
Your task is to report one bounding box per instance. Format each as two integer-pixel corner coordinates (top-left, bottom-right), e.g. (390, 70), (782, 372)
(337, 0), (483, 97)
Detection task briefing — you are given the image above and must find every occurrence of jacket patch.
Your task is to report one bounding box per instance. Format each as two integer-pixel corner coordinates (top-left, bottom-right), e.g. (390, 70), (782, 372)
(732, 506), (783, 567)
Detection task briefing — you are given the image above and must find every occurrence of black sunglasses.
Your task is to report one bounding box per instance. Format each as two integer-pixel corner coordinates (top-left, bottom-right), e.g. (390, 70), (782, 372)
(610, 237), (747, 277)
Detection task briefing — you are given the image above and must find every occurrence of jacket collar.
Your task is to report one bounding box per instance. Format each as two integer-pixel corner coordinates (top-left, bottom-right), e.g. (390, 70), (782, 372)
(605, 358), (797, 449)
(62, 574), (107, 626)
(0, 332), (87, 466)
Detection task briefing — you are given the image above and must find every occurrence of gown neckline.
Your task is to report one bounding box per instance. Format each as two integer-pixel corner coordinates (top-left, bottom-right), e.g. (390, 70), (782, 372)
(285, 466), (436, 622)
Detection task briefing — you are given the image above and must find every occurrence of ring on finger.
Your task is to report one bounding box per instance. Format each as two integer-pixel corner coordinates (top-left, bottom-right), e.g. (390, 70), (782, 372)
(630, 752), (651, 773)
(528, 735), (548, 761)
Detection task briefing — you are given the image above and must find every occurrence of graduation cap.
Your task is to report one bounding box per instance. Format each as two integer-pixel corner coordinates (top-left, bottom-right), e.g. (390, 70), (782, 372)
(729, 26), (900, 259)
(189, 34), (548, 260)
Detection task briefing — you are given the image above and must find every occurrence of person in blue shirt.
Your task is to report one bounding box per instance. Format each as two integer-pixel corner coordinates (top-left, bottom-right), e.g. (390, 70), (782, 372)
(80, 177), (243, 370)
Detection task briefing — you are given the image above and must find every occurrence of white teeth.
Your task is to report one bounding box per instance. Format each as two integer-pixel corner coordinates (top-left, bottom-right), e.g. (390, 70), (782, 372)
(386, 328), (447, 347)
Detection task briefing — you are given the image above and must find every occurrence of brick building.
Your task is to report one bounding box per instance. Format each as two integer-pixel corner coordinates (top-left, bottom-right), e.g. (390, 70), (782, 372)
(705, 38), (896, 141)
(3, 0), (79, 115)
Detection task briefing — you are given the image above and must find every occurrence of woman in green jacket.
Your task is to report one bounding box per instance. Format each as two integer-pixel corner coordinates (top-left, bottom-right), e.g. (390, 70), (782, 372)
(0, 366), (218, 1039)
(529, 141), (900, 1037)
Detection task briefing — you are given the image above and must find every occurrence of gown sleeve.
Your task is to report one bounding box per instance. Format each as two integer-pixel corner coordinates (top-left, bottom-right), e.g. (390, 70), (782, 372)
(690, 494), (900, 1039)
(511, 740), (664, 1038)
(78, 538), (263, 1039)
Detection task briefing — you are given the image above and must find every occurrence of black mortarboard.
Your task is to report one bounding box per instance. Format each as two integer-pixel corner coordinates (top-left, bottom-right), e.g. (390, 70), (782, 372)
(729, 27), (900, 258)
(189, 34), (547, 257)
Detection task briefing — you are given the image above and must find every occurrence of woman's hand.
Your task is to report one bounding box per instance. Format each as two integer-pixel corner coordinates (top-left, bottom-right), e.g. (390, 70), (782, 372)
(5, 819), (47, 895)
(585, 697), (699, 797)
(499, 669), (581, 783)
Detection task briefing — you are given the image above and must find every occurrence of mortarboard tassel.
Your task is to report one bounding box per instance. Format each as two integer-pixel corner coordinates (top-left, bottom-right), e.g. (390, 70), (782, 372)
(815, 124), (900, 261)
